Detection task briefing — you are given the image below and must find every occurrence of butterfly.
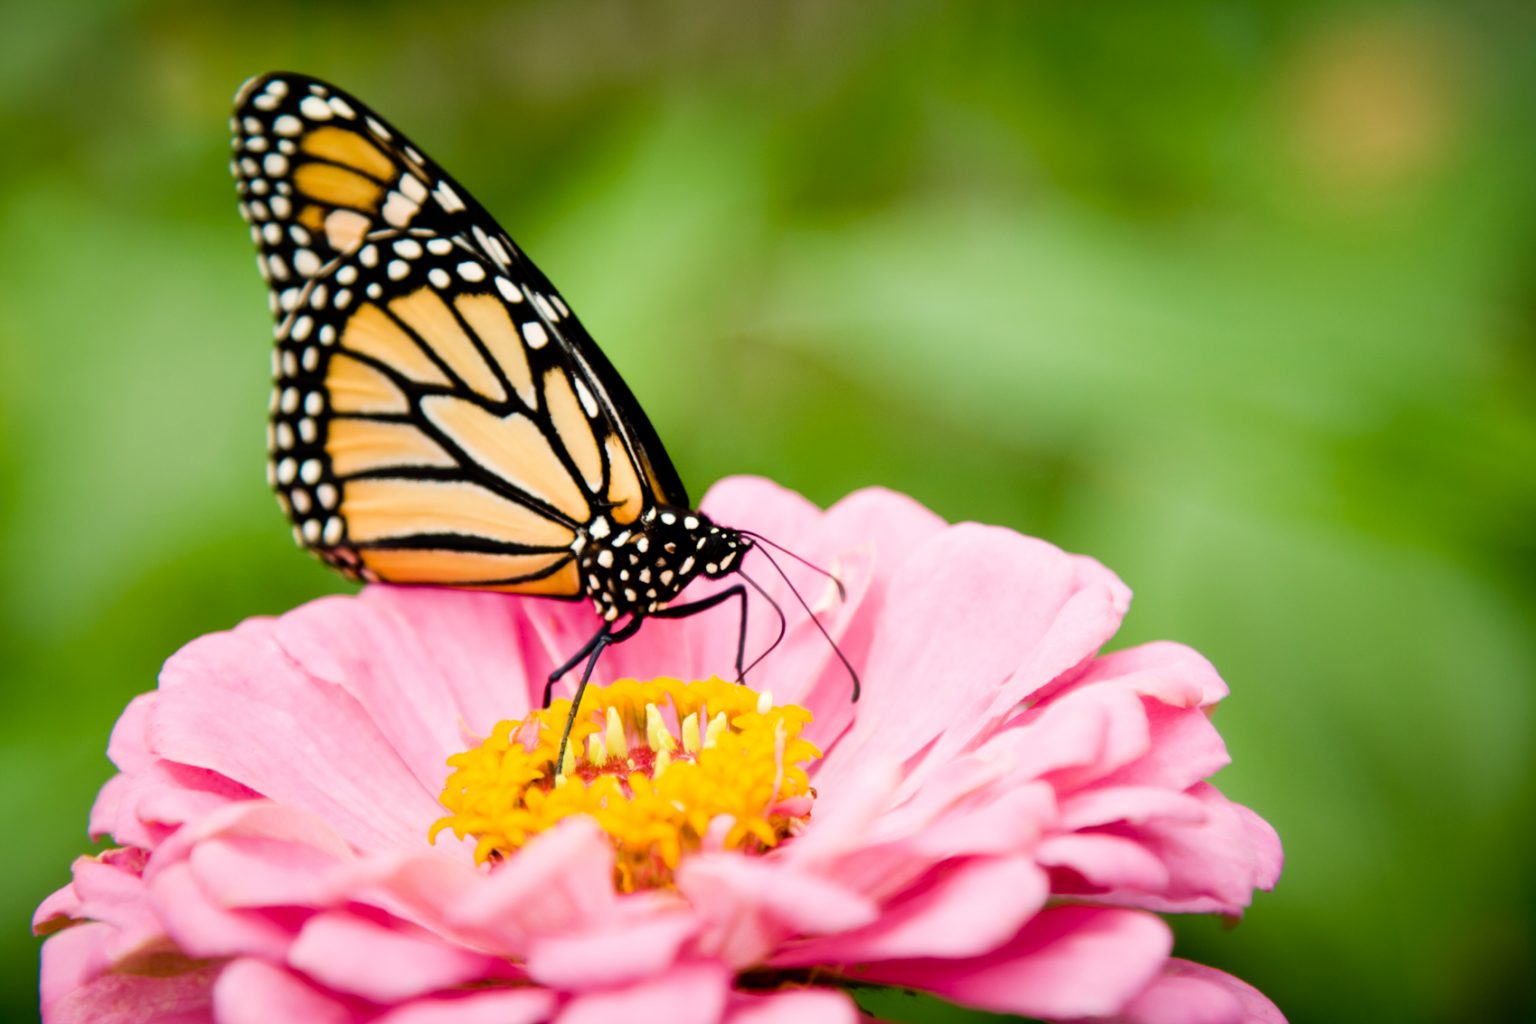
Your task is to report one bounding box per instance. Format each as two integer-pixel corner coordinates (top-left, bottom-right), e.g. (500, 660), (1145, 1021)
(229, 73), (852, 763)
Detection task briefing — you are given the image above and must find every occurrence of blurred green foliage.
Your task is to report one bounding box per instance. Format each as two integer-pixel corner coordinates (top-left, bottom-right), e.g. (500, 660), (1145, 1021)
(3, 1), (1534, 1021)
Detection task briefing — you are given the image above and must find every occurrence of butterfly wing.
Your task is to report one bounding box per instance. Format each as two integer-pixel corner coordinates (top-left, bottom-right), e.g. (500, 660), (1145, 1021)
(231, 72), (685, 593)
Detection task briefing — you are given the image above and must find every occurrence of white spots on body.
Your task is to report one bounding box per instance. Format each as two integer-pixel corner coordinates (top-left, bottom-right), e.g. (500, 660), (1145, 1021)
(523, 322), (548, 349)
(495, 277), (522, 303)
(393, 239), (422, 259)
(328, 96), (356, 118)
(292, 315), (313, 341)
(457, 261), (486, 282)
(277, 457), (297, 484)
(322, 517), (344, 545)
(427, 238), (453, 256)
(300, 459), (321, 484)
(401, 175), (428, 203)
(293, 249), (320, 277)
(428, 268), (450, 288)
(302, 519), (321, 543)
(387, 259), (410, 280)
(305, 392), (324, 415)
(273, 114), (303, 136)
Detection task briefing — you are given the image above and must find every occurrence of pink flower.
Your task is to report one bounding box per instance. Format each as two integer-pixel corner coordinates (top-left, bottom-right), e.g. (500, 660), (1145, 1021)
(36, 478), (1283, 1023)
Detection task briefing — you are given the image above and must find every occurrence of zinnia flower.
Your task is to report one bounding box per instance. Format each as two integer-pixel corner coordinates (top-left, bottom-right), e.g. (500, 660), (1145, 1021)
(35, 478), (1284, 1023)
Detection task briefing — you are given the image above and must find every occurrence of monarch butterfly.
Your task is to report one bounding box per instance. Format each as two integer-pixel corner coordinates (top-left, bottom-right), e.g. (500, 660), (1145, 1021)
(229, 73), (852, 764)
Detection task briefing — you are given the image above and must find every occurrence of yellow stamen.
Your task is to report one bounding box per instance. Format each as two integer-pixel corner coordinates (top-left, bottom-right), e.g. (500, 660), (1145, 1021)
(646, 703), (677, 753)
(431, 677), (821, 891)
(604, 706), (627, 759)
(704, 711), (729, 749)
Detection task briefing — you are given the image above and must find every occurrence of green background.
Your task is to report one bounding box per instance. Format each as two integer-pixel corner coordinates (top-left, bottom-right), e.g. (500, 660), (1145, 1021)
(3, 2), (1533, 1021)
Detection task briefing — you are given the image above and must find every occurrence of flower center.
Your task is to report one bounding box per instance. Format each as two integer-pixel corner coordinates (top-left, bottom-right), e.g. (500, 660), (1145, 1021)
(431, 678), (821, 891)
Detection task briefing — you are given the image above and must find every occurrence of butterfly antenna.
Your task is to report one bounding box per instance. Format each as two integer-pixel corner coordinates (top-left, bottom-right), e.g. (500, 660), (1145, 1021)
(749, 543), (861, 701)
(739, 529), (847, 602)
(738, 570), (788, 679)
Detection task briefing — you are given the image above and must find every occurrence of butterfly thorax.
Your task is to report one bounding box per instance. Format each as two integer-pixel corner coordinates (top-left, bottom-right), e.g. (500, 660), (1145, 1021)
(577, 507), (749, 622)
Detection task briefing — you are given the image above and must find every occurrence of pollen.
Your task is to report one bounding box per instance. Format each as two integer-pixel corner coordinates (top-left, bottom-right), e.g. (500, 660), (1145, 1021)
(430, 678), (821, 891)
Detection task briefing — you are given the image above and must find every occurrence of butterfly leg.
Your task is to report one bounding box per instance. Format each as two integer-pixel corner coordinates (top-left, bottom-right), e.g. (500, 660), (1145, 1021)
(544, 621), (614, 708)
(651, 584), (749, 683)
(554, 616), (643, 775)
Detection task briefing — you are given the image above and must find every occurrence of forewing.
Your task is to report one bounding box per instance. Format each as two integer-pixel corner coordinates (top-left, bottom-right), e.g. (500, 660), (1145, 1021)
(231, 72), (689, 522)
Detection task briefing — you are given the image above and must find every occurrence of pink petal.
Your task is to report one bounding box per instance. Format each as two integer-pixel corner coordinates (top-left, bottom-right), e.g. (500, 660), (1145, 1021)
(1119, 959), (1288, 1024)
(167, 800), (354, 908)
(42, 925), (218, 1024)
(148, 862), (292, 960)
(212, 959), (360, 1024)
(358, 585), (547, 727)
(40, 923), (114, 1017)
(1093, 785), (1282, 915)
(780, 857), (1048, 965)
(91, 760), (258, 851)
(105, 693), (158, 774)
(816, 525), (1127, 800)
(526, 907), (697, 990)
(1036, 833), (1171, 893)
(1072, 642), (1230, 708)
(556, 962), (733, 1024)
(149, 624), (443, 853)
(677, 853), (879, 965)
(444, 818), (619, 939)
(983, 686), (1152, 790)
(726, 987), (861, 1024)
(273, 589), (544, 790)
(287, 911), (504, 1002)
(856, 905), (1170, 1019)
(374, 989), (558, 1024)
